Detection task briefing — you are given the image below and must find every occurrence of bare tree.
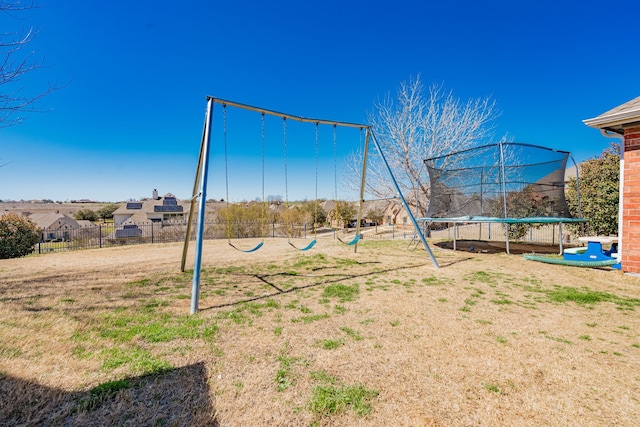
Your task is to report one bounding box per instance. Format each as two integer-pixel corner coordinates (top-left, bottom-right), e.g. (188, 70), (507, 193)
(1, 1), (54, 128)
(348, 75), (499, 217)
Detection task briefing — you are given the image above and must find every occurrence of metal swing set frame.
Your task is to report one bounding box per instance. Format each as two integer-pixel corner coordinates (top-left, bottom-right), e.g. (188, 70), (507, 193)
(183, 96), (439, 314)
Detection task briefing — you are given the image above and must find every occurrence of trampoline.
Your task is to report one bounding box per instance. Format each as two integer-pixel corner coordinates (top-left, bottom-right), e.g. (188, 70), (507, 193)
(420, 142), (585, 254)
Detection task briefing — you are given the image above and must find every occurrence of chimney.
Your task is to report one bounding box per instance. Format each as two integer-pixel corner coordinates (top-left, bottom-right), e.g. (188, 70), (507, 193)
(153, 189), (159, 200)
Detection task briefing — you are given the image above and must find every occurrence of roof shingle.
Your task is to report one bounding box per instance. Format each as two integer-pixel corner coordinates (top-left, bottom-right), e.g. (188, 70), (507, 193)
(583, 95), (640, 130)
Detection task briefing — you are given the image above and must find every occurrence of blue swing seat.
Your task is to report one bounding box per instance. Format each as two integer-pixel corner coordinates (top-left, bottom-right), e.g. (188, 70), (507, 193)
(338, 234), (361, 246)
(228, 241), (264, 253)
(289, 239), (316, 251)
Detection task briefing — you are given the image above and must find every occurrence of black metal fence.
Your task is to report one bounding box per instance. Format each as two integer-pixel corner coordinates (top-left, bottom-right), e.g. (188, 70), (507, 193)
(33, 220), (577, 255)
(34, 220), (320, 254)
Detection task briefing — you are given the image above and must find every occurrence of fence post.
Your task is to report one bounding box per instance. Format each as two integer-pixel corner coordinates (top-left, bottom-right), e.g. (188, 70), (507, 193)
(304, 223), (306, 238)
(151, 222), (154, 244)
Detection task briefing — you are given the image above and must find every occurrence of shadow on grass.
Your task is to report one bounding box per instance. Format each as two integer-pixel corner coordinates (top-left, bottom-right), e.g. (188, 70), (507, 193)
(0, 362), (217, 426)
(199, 262), (428, 311)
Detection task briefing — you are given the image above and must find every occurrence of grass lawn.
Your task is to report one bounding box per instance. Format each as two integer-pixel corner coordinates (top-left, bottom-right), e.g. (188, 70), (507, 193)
(1, 238), (639, 426)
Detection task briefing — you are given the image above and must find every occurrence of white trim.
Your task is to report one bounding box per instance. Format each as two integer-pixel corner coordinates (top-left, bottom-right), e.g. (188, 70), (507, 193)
(583, 110), (640, 128)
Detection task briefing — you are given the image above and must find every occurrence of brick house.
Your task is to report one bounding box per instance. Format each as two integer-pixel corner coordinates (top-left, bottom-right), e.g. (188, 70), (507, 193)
(584, 95), (640, 273)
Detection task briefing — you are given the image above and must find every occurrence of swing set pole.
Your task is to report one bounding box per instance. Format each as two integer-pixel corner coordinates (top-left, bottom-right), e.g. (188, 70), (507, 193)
(190, 97), (214, 314)
(353, 129), (370, 253)
(369, 131), (440, 269)
(181, 107), (209, 272)
(207, 96), (368, 129)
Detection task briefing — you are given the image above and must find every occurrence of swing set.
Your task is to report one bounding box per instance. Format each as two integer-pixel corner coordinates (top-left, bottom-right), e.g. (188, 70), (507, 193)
(183, 96), (439, 313)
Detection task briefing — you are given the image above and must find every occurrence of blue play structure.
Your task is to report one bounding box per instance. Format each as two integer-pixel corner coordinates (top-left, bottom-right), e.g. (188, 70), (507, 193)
(562, 239), (620, 269)
(525, 237), (620, 269)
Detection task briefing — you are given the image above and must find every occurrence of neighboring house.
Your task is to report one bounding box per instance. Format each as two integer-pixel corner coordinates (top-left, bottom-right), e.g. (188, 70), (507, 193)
(383, 200), (419, 226)
(110, 192), (190, 240)
(113, 201), (145, 226)
(321, 199), (409, 228)
(27, 212), (81, 241)
(383, 201), (404, 226)
(113, 193), (189, 226)
(584, 95), (640, 274)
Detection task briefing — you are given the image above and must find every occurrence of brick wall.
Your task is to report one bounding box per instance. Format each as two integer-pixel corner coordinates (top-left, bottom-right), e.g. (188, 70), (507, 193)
(622, 126), (640, 272)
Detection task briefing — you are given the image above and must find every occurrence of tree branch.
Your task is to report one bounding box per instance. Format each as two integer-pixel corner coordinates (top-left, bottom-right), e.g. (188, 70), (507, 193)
(0, 0), (54, 128)
(346, 74), (500, 217)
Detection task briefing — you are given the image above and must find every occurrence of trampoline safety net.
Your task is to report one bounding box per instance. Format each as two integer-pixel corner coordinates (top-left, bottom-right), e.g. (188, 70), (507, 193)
(424, 143), (574, 219)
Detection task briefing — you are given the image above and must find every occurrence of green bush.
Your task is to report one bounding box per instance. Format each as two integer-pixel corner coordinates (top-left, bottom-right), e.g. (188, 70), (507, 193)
(97, 204), (120, 221)
(566, 143), (620, 235)
(0, 213), (41, 259)
(74, 209), (98, 221)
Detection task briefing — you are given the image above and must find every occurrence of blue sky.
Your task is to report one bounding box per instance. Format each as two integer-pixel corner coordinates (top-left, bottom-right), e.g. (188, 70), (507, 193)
(1, 0), (638, 202)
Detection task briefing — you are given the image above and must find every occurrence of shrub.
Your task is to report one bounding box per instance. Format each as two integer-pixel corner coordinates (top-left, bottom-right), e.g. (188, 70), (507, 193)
(566, 143), (620, 235)
(97, 204), (120, 222)
(74, 209), (98, 221)
(0, 213), (41, 259)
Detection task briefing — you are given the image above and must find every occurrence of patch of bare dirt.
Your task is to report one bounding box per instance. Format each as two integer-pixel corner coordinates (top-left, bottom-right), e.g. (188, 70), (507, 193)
(435, 239), (563, 254)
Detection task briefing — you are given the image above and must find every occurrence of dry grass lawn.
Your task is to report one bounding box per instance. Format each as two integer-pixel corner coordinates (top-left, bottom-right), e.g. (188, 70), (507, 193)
(1, 238), (639, 426)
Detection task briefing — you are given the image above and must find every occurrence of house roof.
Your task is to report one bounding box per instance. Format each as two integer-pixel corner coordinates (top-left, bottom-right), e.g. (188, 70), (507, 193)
(28, 212), (78, 229)
(583, 95), (640, 131)
(113, 194), (190, 224)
